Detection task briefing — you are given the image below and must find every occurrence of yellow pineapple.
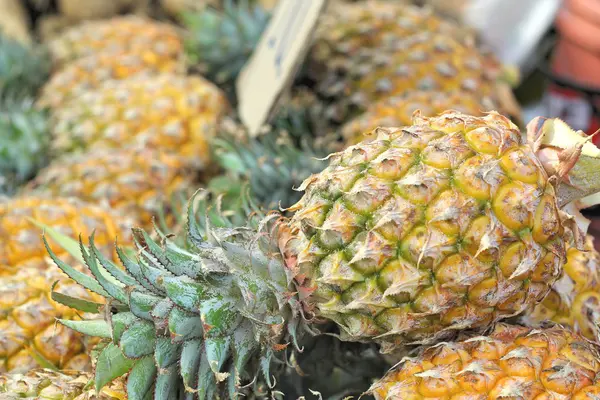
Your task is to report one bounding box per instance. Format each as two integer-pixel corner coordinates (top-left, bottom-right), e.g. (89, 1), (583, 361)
(307, 1), (517, 124)
(341, 90), (498, 145)
(0, 368), (126, 399)
(524, 235), (600, 340)
(367, 323), (600, 399)
(38, 16), (186, 109)
(23, 146), (198, 230)
(47, 73), (228, 163)
(38, 51), (185, 110)
(280, 113), (597, 348)
(0, 197), (132, 373)
(47, 15), (182, 66)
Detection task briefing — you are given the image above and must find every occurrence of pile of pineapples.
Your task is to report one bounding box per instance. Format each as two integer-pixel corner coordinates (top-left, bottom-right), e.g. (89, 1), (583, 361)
(4, 1), (600, 399)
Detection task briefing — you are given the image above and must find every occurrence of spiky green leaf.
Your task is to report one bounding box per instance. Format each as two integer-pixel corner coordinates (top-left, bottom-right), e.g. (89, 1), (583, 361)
(126, 356), (157, 400)
(95, 343), (135, 392)
(120, 320), (156, 358)
(59, 319), (111, 338)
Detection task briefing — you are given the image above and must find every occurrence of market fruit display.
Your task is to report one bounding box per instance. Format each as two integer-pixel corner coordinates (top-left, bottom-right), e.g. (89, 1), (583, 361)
(48, 113), (600, 398)
(367, 323), (600, 399)
(0, 197), (132, 372)
(6, 1), (600, 399)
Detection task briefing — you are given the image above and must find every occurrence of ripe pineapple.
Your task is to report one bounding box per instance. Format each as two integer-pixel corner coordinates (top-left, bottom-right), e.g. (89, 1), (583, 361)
(524, 235), (600, 341)
(22, 146), (198, 230)
(49, 112), (600, 398)
(306, 1), (517, 124)
(0, 197), (132, 373)
(46, 16), (183, 66)
(341, 90), (499, 145)
(367, 323), (600, 399)
(38, 16), (187, 110)
(0, 369), (126, 399)
(47, 73), (228, 163)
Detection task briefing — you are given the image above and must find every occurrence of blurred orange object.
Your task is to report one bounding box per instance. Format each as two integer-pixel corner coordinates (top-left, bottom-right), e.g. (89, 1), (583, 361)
(553, 0), (600, 88)
(547, 0), (600, 143)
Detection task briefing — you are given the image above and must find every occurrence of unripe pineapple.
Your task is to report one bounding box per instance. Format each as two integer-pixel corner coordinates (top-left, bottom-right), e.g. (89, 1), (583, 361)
(49, 113), (600, 398)
(341, 90), (499, 145)
(22, 146), (198, 230)
(0, 369), (126, 399)
(47, 73), (228, 163)
(367, 323), (600, 399)
(524, 235), (600, 340)
(0, 197), (132, 373)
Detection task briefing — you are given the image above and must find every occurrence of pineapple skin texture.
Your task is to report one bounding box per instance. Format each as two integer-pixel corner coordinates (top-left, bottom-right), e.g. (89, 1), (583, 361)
(309, 1), (511, 124)
(48, 74), (228, 163)
(0, 197), (131, 373)
(23, 147), (196, 230)
(282, 112), (566, 348)
(0, 368), (126, 399)
(39, 17), (185, 109)
(342, 91), (497, 145)
(47, 15), (183, 66)
(369, 324), (600, 399)
(526, 235), (600, 340)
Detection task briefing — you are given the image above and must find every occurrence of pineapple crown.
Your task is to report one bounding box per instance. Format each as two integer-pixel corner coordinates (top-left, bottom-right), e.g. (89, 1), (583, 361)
(0, 32), (51, 100)
(44, 195), (312, 399)
(182, 0), (270, 95)
(0, 97), (50, 195)
(211, 122), (332, 212)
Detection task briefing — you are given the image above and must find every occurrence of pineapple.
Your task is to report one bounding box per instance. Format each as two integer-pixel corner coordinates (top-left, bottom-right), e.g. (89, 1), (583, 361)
(47, 73), (228, 163)
(367, 323), (600, 399)
(22, 146), (200, 230)
(38, 51), (185, 110)
(305, 1), (518, 124)
(0, 197), (132, 372)
(46, 15), (183, 66)
(341, 90), (500, 145)
(48, 113), (600, 398)
(0, 99), (50, 195)
(38, 16), (187, 109)
(524, 235), (600, 341)
(0, 369), (126, 399)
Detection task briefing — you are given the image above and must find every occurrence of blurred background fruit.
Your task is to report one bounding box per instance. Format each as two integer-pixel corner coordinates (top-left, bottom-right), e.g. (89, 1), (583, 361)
(0, 197), (132, 372)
